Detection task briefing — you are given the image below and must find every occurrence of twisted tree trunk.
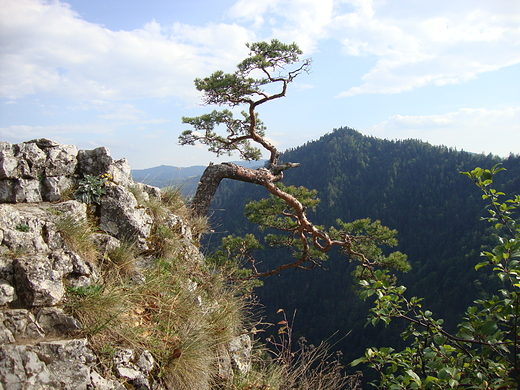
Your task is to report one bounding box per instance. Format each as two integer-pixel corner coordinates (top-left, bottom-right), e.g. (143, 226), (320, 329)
(191, 161), (300, 218)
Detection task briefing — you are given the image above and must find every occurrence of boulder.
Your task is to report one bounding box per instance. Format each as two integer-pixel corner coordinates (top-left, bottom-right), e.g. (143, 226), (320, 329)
(0, 279), (16, 306)
(13, 254), (70, 307)
(0, 339), (120, 390)
(0, 142), (18, 179)
(77, 147), (132, 187)
(36, 307), (82, 336)
(99, 185), (153, 249)
(113, 348), (154, 390)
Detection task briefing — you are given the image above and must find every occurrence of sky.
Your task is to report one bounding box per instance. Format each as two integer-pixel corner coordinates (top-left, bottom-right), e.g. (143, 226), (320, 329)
(1, 0), (519, 169)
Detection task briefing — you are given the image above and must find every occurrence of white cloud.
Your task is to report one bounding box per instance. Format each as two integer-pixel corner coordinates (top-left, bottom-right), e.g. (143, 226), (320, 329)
(227, 0), (334, 52)
(226, 0), (520, 96)
(0, 0), (253, 101)
(0, 123), (115, 144)
(367, 106), (520, 156)
(1, 0), (518, 104)
(333, 0), (520, 96)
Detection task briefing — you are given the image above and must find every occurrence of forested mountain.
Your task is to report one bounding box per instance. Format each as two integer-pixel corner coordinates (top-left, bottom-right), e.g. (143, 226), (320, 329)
(207, 127), (520, 368)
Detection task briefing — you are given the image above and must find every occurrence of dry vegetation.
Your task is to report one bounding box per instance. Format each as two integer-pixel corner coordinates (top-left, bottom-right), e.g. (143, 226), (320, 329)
(60, 185), (360, 389)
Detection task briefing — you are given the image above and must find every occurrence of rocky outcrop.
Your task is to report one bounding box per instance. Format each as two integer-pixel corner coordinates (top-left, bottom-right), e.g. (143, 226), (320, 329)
(0, 139), (245, 389)
(0, 139), (132, 203)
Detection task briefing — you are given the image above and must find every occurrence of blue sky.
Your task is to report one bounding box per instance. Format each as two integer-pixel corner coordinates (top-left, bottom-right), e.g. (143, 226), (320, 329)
(1, 0), (519, 169)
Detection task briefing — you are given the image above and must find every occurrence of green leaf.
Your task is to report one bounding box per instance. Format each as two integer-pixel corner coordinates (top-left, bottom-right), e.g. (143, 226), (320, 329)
(480, 320), (498, 336)
(423, 376), (439, 385)
(475, 262), (488, 271)
(405, 369), (422, 385)
(350, 357), (365, 367)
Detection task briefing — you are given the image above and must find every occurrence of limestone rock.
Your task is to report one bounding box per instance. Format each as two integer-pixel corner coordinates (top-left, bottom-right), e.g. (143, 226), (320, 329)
(0, 139), (79, 203)
(0, 139), (234, 390)
(113, 348), (154, 390)
(2, 309), (45, 339)
(42, 175), (75, 202)
(36, 307), (82, 336)
(133, 182), (162, 202)
(0, 339), (117, 390)
(13, 253), (72, 307)
(99, 185), (153, 249)
(13, 178), (42, 202)
(0, 179), (15, 203)
(0, 279), (16, 305)
(229, 334), (252, 374)
(90, 233), (121, 254)
(77, 146), (132, 187)
(14, 141), (47, 179)
(0, 142), (18, 179)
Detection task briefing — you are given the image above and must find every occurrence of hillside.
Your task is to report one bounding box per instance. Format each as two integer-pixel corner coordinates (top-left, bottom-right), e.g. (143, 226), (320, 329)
(206, 127), (520, 366)
(0, 139), (359, 390)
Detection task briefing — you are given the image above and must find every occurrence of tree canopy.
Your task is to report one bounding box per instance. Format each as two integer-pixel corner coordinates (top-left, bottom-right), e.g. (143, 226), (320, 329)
(179, 40), (409, 279)
(179, 39), (311, 167)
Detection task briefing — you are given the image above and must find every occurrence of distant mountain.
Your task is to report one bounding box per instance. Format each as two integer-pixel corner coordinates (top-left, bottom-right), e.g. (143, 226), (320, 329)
(131, 160), (266, 195)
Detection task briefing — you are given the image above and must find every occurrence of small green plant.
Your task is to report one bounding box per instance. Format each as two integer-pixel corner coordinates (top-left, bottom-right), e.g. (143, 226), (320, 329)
(67, 284), (103, 297)
(74, 174), (110, 205)
(15, 223), (30, 232)
(46, 207), (64, 216)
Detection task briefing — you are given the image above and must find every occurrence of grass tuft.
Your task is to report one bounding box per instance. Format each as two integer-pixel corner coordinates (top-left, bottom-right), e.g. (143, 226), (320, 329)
(64, 187), (247, 389)
(55, 214), (99, 264)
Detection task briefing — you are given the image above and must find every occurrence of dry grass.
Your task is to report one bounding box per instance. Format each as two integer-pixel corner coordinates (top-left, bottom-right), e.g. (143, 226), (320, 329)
(230, 309), (362, 390)
(62, 184), (358, 390)
(63, 187), (247, 390)
(55, 214), (99, 264)
(67, 255), (248, 389)
(101, 240), (140, 283)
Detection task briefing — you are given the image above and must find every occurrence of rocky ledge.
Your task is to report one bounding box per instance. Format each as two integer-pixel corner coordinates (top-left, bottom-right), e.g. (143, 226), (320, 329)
(0, 139), (250, 389)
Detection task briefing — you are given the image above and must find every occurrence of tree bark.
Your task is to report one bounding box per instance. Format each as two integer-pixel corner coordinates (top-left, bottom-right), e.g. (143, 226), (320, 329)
(191, 161), (299, 218)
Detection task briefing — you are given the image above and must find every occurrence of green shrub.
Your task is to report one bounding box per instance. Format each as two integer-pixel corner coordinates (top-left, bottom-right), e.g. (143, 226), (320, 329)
(74, 174), (109, 205)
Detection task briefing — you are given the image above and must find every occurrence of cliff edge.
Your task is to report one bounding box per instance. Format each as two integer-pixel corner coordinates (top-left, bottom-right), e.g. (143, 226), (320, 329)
(0, 139), (251, 390)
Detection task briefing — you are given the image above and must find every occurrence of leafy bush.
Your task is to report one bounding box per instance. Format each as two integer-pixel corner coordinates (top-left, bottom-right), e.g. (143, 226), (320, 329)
(354, 164), (520, 389)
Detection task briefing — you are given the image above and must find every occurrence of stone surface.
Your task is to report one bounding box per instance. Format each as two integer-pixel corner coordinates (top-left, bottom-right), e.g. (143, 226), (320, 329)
(36, 307), (82, 335)
(0, 279), (16, 305)
(0, 142), (18, 179)
(0, 139), (244, 390)
(0, 339), (116, 390)
(2, 309), (45, 339)
(13, 254), (69, 307)
(99, 185), (153, 249)
(77, 146), (132, 187)
(228, 334), (252, 374)
(113, 348), (154, 390)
